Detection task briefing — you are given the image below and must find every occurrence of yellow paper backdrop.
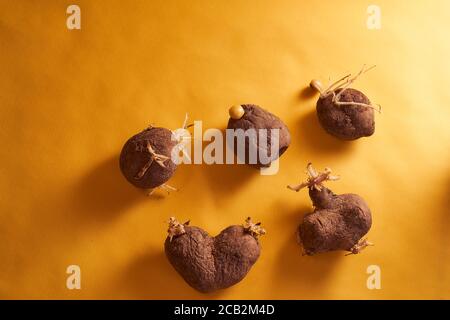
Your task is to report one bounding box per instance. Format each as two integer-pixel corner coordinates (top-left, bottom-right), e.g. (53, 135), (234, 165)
(0, 0), (449, 299)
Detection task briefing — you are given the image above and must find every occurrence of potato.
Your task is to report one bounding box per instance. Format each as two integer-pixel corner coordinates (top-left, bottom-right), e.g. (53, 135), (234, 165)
(288, 163), (373, 255)
(310, 65), (379, 140)
(119, 126), (177, 189)
(316, 88), (375, 140)
(164, 217), (265, 293)
(227, 104), (291, 168)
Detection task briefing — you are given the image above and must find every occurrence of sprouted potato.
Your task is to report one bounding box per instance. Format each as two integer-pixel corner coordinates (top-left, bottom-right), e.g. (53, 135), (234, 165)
(227, 104), (291, 168)
(288, 163), (373, 255)
(165, 217), (265, 293)
(310, 65), (381, 140)
(119, 115), (191, 194)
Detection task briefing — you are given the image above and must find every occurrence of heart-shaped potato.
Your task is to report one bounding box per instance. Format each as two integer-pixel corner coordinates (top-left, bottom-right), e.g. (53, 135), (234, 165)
(164, 217), (265, 293)
(288, 163), (372, 255)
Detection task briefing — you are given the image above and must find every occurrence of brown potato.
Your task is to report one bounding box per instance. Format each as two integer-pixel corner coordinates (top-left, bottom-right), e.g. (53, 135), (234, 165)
(316, 88), (375, 140)
(227, 104), (291, 168)
(119, 127), (177, 189)
(288, 164), (373, 255)
(164, 218), (265, 293)
(310, 66), (379, 140)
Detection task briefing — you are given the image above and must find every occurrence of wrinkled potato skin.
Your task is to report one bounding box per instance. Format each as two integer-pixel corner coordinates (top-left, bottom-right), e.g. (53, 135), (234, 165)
(227, 104), (291, 168)
(165, 225), (260, 293)
(316, 88), (375, 140)
(298, 187), (372, 255)
(120, 127), (177, 189)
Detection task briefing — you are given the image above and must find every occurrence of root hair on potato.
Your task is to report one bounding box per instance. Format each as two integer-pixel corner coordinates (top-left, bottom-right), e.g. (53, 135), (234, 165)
(134, 142), (170, 180)
(345, 238), (374, 256)
(171, 113), (193, 163)
(243, 217), (266, 239)
(287, 163), (339, 192)
(167, 216), (190, 242)
(311, 65), (381, 113)
(147, 183), (177, 196)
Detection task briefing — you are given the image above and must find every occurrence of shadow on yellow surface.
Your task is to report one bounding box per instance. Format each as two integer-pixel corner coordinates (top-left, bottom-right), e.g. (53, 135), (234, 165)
(119, 250), (225, 299)
(270, 202), (344, 297)
(200, 163), (258, 201)
(172, 128), (259, 205)
(297, 110), (354, 155)
(299, 86), (317, 100)
(71, 155), (149, 223)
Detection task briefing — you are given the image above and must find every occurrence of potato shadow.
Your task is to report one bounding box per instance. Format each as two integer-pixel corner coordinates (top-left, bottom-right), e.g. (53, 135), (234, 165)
(71, 155), (151, 224)
(297, 110), (354, 155)
(172, 126), (259, 204)
(202, 127), (261, 202)
(172, 161), (257, 206)
(200, 162), (258, 203)
(299, 86), (317, 100)
(119, 251), (225, 299)
(270, 202), (343, 298)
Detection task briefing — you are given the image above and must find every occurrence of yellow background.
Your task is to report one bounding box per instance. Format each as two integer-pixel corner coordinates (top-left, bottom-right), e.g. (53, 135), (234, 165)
(0, 0), (449, 299)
